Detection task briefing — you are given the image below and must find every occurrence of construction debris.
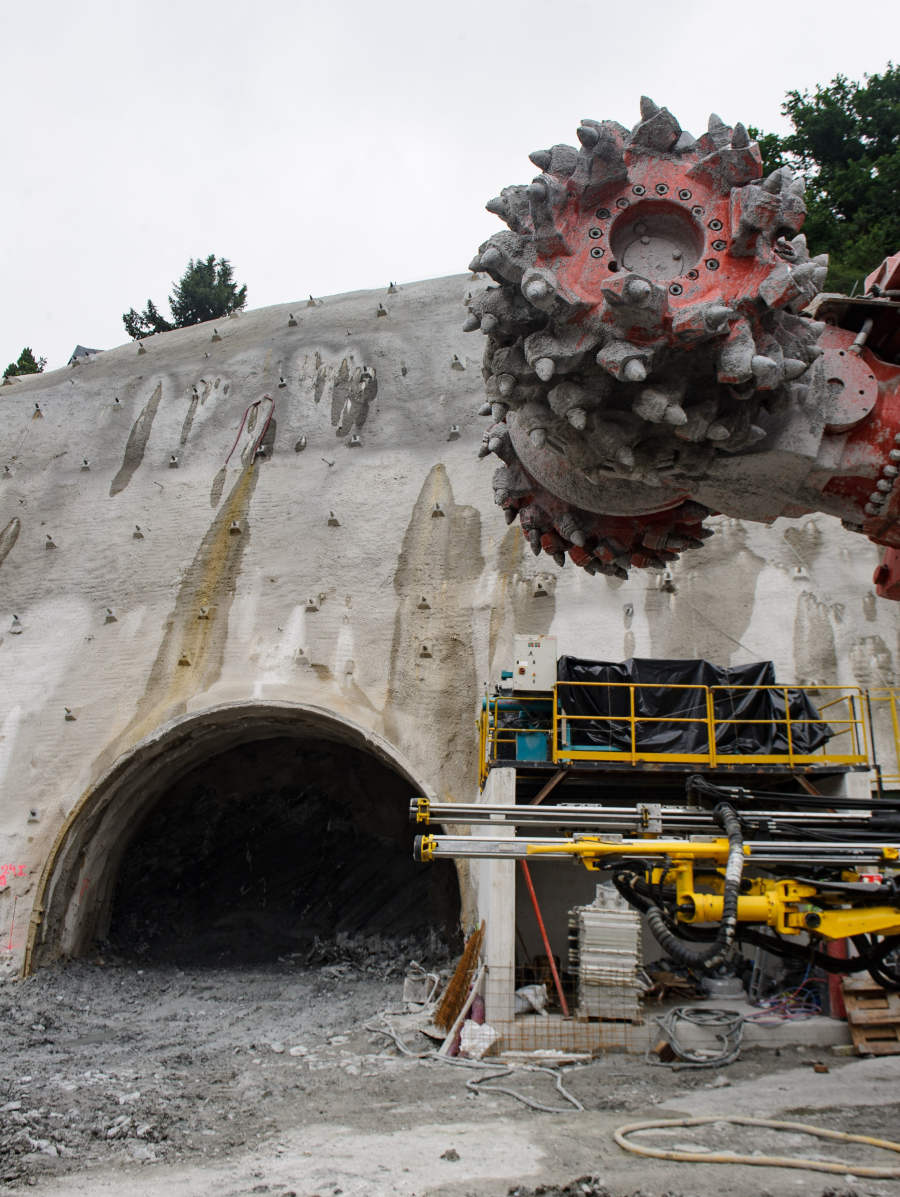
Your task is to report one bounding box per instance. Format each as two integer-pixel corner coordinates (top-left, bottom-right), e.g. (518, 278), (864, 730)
(842, 976), (900, 1055)
(434, 922), (485, 1031)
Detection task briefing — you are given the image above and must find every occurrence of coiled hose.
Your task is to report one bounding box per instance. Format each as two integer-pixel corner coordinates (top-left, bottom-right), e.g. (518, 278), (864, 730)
(614, 801), (743, 973)
(647, 1005), (744, 1069)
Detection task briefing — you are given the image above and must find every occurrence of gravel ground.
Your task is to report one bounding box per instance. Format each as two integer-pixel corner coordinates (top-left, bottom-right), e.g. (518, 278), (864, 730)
(2, 945), (899, 1196)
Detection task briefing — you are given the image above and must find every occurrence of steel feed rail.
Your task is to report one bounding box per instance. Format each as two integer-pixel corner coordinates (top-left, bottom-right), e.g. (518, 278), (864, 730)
(413, 833), (900, 869)
(411, 796), (900, 946)
(412, 797), (882, 832)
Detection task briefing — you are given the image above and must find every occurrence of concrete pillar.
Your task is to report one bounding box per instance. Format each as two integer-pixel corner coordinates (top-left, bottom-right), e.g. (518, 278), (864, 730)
(478, 766), (516, 1027)
(842, 771), (875, 800)
(815, 770), (872, 801)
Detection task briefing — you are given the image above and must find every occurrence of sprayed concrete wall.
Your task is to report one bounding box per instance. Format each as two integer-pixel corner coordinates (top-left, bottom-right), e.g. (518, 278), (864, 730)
(1, 274), (897, 978)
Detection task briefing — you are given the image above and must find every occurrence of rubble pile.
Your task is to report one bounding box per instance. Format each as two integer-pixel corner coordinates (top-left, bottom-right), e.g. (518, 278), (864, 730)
(288, 928), (452, 978)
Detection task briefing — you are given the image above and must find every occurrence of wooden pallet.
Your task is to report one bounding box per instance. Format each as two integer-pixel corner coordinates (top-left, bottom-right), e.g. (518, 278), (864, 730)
(842, 977), (900, 1055)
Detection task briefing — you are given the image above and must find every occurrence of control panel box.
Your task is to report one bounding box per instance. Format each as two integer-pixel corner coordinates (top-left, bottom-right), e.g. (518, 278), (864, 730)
(512, 634), (557, 691)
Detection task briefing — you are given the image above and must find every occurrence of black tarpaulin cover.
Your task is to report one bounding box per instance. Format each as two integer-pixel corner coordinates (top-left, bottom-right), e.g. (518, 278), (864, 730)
(556, 657), (833, 756)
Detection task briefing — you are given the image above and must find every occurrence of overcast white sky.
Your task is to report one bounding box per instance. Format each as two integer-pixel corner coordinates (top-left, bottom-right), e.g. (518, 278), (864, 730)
(3, 0), (898, 371)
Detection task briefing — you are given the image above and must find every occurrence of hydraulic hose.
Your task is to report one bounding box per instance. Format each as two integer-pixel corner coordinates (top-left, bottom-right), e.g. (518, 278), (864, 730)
(617, 801), (744, 973)
(611, 884), (900, 985)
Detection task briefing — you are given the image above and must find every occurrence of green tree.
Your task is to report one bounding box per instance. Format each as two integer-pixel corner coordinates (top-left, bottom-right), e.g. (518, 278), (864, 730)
(751, 64), (900, 293)
(3, 347), (47, 379)
(122, 299), (173, 341)
(169, 255), (247, 327)
(122, 255), (248, 340)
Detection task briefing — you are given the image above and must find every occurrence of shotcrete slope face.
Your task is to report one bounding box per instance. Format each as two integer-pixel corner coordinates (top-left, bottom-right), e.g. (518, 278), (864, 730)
(0, 268), (895, 979)
(1, 277), (490, 974)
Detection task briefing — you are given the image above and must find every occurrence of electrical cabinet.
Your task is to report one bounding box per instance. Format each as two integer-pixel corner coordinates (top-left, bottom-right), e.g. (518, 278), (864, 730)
(512, 634), (557, 691)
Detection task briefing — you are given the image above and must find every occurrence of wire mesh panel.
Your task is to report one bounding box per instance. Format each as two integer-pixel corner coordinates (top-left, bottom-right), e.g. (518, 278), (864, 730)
(482, 883), (646, 1058)
(483, 968), (642, 1056)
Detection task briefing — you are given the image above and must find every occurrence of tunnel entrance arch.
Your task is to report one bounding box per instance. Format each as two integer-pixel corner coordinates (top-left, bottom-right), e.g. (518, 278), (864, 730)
(26, 703), (460, 973)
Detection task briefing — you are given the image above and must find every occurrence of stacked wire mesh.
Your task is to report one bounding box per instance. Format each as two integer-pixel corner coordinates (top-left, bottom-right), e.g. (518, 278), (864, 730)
(569, 883), (643, 1021)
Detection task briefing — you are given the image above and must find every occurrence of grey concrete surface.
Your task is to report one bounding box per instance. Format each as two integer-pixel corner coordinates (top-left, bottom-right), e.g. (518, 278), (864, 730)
(646, 998), (851, 1050)
(659, 1052), (900, 1116)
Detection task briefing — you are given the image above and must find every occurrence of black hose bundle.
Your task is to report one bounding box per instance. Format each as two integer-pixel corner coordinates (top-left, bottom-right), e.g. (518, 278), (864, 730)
(687, 775), (745, 806)
(614, 801), (744, 974)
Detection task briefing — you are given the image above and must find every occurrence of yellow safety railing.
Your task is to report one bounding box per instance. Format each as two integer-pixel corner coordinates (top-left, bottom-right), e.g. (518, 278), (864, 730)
(868, 689), (900, 787)
(557, 681), (713, 766)
(480, 681), (870, 783)
(707, 685), (867, 767)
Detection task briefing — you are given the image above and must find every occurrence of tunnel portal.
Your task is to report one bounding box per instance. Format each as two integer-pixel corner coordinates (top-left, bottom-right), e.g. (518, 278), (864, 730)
(27, 705), (461, 973)
(106, 736), (460, 964)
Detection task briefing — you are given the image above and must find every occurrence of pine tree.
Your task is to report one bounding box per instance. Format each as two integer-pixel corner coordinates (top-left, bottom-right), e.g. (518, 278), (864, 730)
(3, 347), (47, 379)
(169, 256), (248, 327)
(122, 256), (247, 340)
(122, 299), (173, 341)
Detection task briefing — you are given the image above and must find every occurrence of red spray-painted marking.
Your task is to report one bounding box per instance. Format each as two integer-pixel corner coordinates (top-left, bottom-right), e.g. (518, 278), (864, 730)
(6, 895), (17, 951)
(78, 878), (91, 904)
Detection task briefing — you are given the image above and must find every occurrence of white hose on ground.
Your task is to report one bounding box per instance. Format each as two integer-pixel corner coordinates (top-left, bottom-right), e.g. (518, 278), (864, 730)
(614, 1114), (900, 1178)
(459, 1061), (585, 1113)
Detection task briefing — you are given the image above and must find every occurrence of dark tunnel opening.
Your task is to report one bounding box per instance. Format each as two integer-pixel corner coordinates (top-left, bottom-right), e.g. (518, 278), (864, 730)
(105, 735), (461, 965)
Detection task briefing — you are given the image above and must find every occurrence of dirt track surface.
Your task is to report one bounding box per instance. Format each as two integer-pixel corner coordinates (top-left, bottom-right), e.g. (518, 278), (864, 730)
(2, 953), (899, 1196)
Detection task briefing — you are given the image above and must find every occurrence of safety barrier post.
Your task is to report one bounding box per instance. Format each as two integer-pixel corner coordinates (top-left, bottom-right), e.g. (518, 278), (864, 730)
(705, 687), (717, 768)
(478, 701), (487, 788)
(783, 687), (794, 767)
(552, 686), (559, 765)
(889, 691), (900, 783)
(629, 685), (636, 764)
